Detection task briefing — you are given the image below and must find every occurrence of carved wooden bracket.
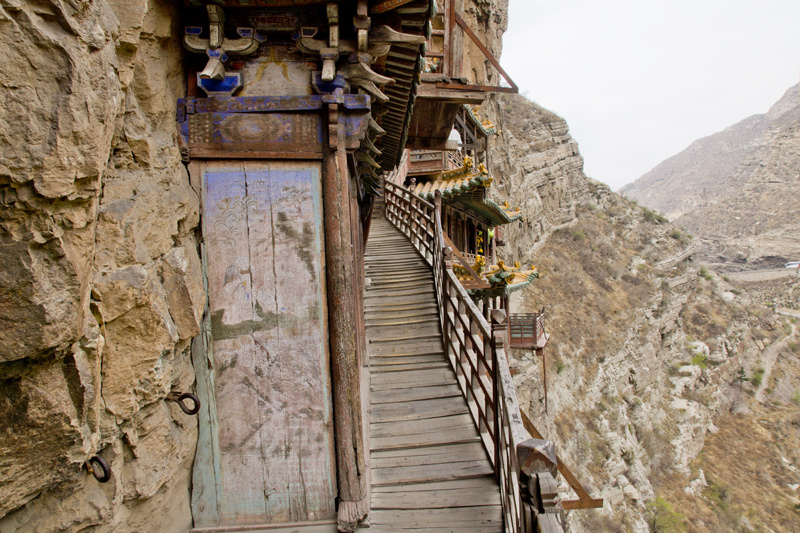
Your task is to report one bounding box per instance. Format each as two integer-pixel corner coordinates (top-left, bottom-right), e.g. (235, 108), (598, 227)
(183, 6), (261, 75)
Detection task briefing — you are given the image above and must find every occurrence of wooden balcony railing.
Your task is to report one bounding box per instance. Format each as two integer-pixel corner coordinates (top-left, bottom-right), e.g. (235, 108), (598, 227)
(509, 311), (547, 350)
(407, 148), (465, 177)
(383, 178), (565, 532)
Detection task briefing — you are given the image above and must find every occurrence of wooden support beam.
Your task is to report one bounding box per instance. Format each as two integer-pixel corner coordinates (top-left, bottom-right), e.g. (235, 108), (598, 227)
(416, 83), (486, 104)
(436, 81), (518, 94)
(323, 103), (368, 531)
(442, 233), (489, 288)
(519, 410), (604, 511)
(453, 11), (518, 93)
(405, 138), (460, 151)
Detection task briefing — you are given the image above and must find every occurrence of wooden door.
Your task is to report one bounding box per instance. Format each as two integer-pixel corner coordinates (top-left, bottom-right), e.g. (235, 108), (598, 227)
(192, 160), (336, 527)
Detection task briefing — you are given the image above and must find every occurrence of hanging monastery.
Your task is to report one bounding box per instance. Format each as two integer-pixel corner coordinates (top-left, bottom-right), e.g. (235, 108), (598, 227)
(0, 0), (602, 531)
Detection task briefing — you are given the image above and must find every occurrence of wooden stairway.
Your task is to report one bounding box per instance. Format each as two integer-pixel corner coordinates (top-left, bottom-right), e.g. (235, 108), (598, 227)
(361, 217), (503, 532)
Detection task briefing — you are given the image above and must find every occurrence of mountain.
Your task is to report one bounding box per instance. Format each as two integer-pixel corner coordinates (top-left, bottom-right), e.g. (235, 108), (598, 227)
(620, 84), (798, 221)
(621, 83), (800, 269)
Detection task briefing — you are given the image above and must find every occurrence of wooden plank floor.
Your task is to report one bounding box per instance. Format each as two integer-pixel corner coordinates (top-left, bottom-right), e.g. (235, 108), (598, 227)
(360, 218), (503, 533)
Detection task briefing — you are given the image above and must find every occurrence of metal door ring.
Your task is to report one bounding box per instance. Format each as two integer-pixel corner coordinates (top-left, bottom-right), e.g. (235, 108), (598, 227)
(87, 455), (111, 483)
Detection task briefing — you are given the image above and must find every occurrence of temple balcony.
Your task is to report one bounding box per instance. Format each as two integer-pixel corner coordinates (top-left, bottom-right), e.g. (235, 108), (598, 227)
(509, 310), (549, 351)
(406, 0), (517, 151)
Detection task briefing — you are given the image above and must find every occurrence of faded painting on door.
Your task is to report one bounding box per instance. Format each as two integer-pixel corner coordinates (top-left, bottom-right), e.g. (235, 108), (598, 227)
(194, 160), (335, 527)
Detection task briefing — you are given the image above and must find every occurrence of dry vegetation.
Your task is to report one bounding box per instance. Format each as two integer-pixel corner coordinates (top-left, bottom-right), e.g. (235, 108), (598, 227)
(654, 404), (800, 532)
(519, 189), (685, 372)
(512, 185), (800, 532)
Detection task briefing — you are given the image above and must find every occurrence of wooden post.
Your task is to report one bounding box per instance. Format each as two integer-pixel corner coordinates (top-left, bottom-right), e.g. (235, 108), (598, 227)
(449, 0), (463, 79)
(443, 0), (452, 78)
(349, 167), (367, 370)
(490, 309), (507, 478)
(323, 102), (368, 531)
(503, 294), (511, 342)
(456, 298), (468, 379)
(434, 190), (443, 278)
(442, 246), (453, 366)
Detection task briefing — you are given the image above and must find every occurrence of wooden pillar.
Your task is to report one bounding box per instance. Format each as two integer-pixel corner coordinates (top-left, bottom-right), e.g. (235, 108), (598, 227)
(449, 0), (463, 79)
(503, 294), (511, 342)
(461, 215), (467, 254)
(447, 210), (453, 239)
(349, 167), (366, 369)
(323, 102), (367, 531)
(443, 0), (452, 78)
(490, 226), (496, 265)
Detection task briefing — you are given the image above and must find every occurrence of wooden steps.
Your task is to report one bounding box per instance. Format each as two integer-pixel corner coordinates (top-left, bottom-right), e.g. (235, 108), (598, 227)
(360, 218), (503, 533)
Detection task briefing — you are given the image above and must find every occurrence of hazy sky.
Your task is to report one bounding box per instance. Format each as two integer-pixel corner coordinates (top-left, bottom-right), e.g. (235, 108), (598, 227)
(502, 0), (800, 190)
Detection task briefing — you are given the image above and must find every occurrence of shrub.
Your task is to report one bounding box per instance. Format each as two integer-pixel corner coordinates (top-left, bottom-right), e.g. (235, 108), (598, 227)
(750, 367), (765, 388)
(699, 267), (713, 281)
(646, 496), (686, 532)
(704, 481), (730, 511)
(622, 449), (635, 465)
(642, 207), (667, 223)
(691, 354), (708, 368)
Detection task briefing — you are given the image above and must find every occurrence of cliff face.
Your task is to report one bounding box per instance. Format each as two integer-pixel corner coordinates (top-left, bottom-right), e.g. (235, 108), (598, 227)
(486, 93), (589, 261)
(677, 97), (800, 268)
(485, 92), (800, 532)
(0, 0), (202, 530)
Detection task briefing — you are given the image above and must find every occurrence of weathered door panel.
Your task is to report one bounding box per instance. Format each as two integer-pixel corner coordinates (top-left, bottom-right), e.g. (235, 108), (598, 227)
(193, 160), (335, 527)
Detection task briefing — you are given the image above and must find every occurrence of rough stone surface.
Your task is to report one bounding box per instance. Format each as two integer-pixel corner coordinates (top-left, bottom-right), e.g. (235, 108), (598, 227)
(620, 84), (798, 221)
(484, 93), (588, 264)
(0, 0), (200, 529)
(484, 81), (798, 531)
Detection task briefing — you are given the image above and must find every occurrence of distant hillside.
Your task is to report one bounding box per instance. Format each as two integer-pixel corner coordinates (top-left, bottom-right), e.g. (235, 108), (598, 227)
(620, 84), (798, 221)
(481, 90), (800, 532)
(621, 83), (800, 269)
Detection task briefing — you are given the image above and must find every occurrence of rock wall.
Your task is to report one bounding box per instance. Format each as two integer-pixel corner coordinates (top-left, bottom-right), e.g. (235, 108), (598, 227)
(0, 0), (202, 530)
(484, 91), (797, 531)
(620, 83), (798, 221)
(485, 93), (589, 264)
(622, 83), (800, 269)
(500, 185), (790, 531)
(677, 98), (800, 269)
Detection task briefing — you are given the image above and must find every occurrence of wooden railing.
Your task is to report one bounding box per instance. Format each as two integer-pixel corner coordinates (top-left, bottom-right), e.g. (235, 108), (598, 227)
(384, 180), (436, 264)
(509, 311), (547, 350)
(384, 179), (551, 532)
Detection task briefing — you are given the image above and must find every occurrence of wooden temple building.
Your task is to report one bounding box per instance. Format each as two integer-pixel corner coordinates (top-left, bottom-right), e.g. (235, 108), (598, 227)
(177, 1), (600, 531)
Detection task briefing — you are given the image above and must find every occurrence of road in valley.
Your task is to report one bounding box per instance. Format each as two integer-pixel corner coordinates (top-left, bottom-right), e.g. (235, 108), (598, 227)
(724, 268), (798, 283)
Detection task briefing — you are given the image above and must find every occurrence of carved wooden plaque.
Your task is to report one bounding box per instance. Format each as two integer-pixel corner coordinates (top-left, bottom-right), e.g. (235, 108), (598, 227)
(193, 160), (335, 527)
(187, 112), (323, 159)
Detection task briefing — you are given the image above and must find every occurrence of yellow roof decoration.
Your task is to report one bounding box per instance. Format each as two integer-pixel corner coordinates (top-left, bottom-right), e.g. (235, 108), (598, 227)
(453, 256), (540, 294)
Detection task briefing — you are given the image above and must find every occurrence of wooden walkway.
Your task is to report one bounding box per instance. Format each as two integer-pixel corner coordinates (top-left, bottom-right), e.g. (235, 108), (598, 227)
(361, 217), (503, 533)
